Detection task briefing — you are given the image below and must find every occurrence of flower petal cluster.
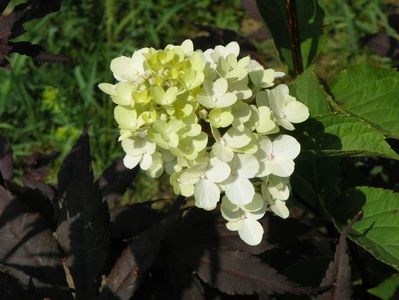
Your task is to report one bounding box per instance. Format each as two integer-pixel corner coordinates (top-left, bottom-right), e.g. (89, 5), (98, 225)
(99, 40), (309, 246)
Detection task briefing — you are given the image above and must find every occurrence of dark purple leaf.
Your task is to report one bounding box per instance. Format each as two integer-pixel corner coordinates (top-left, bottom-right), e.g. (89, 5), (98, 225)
(196, 249), (317, 296)
(181, 275), (205, 300)
(55, 130), (110, 300)
(0, 0), (69, 69)
(110, 202), (162, 239)
(317, 212), (362, 300)
(22, 151), (58, 201)
(14, 0), (62, 22)
(22, 176), (56, 201)
(0, 13), (18, 42)
(98, 197), (184, 300)
(96, 157), (139, 204)
(0, 136), (12, 180)
(169, 208), (273, 256)
(0, 185), (72, 299)
(362, 33), (399, 60)
(389, 14), (399, 34)
(6, 182), (54, 228)
(0, 272), (36, 299)
(9, 41), (70, 63)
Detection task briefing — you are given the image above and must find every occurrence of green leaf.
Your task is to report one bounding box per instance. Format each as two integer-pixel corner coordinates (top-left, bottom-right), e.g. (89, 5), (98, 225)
(256, 0), (324, 73)
(295, 113), (399, 160)
(368, 273), (399, 300)
(331, 187), (399, 270)
(330, 63), (399, 138)
(290, 65), (330, 116)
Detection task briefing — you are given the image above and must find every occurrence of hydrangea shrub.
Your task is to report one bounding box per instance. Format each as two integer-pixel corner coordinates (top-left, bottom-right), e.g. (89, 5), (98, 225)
(99, 40), (309, 245)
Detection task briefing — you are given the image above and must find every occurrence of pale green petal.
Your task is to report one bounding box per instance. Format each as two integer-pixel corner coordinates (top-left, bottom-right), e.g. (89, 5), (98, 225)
(267, 176), (290, 200)
(243, 193), (264, 212)
(226, 220), (240, 231)
(98, 83), (116, 96)
(197, 94), (216, 109)
(194, 179), (220, 210)
(192, 132), (208, 152)
(220, 196), (242, 221)
(181, 39), (194, 53)
(114, 106), (138, 129)
(255, 90), (269, 107)
(212, 78), (228, 98)
(257, 106), (278, 134)
(190, 51), (206, 71)
(225, 176), (255, 206)
(110, 56), (137, 82)
(145, 152), (163, 178)
(114, 82), (134, 106)
(209, 108), (234, 128)
(238, 218), (264, 246)
(216, 92), (237, 108)
(224, 127), (252, 149)
(211, 143), (234, 162)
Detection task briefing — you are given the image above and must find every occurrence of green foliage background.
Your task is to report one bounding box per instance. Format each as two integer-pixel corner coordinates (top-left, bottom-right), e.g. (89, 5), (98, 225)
(0, 0), (397, 203)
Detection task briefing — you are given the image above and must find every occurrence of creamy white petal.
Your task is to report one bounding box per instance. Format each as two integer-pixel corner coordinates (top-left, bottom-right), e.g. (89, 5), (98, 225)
(236, 154), (259, 178)
(268, 88), (285, 116)
(194, 179), (220, 210)
(284, 101), (310, 123)
(269, 158), (295, 177)
(273, 135), (301, 160)
(277, 118), (295, 131)
(140, 153), (153, 170)
(238, 218), (264, 246)
(257, 136), (273, 157)
(110, 56), (136, 82)
(205, 157), (231, 183)
(270, 200), (289, 219)
(225, 176), (255, 206)
(123, 154), (141, 169)
(267, 176), (290, 200)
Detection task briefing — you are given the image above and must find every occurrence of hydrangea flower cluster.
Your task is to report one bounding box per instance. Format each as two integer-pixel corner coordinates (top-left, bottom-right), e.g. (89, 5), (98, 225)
(99, 40), (309, 246)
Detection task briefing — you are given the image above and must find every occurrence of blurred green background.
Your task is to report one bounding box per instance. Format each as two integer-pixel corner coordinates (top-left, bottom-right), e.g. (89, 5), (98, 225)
(1, 0), (398, 202)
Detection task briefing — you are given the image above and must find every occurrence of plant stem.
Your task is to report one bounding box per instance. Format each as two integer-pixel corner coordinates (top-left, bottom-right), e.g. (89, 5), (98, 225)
(285, 0), (303, 76)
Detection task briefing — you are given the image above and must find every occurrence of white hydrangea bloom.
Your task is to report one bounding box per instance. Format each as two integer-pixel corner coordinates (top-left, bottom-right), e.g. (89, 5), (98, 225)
(99, 39), (310, 246)
(221, 194), (266, 245)
(264, 84), (309, 130)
